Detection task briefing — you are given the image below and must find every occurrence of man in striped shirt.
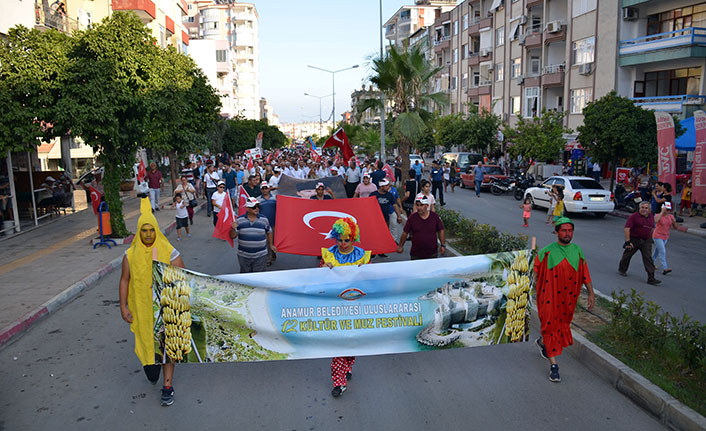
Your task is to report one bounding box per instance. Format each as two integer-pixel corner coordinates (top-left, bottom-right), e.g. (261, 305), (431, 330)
(230, 197), (276, 273)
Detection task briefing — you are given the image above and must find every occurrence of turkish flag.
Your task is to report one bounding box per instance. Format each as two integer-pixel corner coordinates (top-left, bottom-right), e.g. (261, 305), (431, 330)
(310, 148), (321, 163)
(246, 157), (254, 173)
(213, 192), (235, 247)
(237, 185), (250, 216)
(266, 152), (272, 164)
(89, 186), (102, 214)
(274, 195), (397, 256)
(323, 128), (354, 163)
(382, 164), (396, 183)
(137, 159), (146, 183)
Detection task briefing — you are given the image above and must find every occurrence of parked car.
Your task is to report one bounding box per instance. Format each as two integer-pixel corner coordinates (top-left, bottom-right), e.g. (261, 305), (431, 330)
(409, 154), (425, 169)
(442, 152), (483, 175)
(459, 165), (507, 189)
(524, 176), (615, 218)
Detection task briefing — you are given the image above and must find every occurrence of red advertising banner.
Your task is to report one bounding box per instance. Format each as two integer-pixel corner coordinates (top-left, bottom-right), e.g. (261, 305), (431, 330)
(274, 195), (398, 256)
(654, 112), (676, 195)
(616, 167), (631, 184)
(693, 110), (706, 204)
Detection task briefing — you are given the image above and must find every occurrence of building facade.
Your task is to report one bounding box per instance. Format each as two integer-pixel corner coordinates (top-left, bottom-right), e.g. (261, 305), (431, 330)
(384, 0), (458, 52)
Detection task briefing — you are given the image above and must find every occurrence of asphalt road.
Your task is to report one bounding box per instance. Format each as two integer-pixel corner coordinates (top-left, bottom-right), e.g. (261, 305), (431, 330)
(438, 184), (706, 322)
(0, 210), (665, 430)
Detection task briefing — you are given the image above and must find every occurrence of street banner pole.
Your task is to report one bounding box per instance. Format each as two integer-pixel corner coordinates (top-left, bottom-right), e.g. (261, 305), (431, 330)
(692, 110), (706, 204)
(654, 112), (676, 195)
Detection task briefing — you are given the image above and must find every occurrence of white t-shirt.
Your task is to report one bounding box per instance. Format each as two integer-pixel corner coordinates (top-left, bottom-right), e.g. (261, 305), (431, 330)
(175, 200), (188, 219)
(204, 171), (220, 188)
(211, 190), (227, 212)
(268, 174), (280, 195)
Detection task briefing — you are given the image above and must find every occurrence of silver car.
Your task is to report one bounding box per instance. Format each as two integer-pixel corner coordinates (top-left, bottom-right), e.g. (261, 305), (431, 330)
(524, 176), (615, 218)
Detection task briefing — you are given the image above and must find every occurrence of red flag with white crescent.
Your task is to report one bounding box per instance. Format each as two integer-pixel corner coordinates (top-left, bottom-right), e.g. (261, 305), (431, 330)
(273, 195), (397, 256)
(323, 128), (354, 163)
(137, 159), (146, 183)
(382, 164), (396, 183)
(237, 185), (250, 216)
(89, 186), (102, 214)
(246, 157), (254, 172)
(310, 148), (321, 163)
(213, 192), (235, 247)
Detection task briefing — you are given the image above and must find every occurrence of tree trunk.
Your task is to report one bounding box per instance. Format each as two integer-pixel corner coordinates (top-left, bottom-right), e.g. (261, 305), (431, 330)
(610, 157), (618, 192)
(169, 150), (178, 191)
(399, 136), (411, 184)
(102, 161), (129, 237)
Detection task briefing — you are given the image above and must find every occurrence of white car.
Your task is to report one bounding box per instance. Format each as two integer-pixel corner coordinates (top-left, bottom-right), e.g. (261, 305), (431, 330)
(409, 154), (425, 168)
(524, 176), (614, 218)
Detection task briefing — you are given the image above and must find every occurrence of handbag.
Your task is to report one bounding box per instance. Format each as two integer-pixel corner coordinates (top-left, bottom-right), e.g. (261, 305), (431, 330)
(189, 198), (198, 208)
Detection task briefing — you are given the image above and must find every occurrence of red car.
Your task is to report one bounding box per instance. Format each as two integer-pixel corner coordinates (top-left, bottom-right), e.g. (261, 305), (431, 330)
(460, 165), (508, 189)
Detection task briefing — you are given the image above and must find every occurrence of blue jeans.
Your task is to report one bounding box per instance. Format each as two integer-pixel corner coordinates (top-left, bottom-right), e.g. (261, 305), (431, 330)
(474, 180), (482, 196)
(205, 187), (216, 215)
(652, 238), (668, 269)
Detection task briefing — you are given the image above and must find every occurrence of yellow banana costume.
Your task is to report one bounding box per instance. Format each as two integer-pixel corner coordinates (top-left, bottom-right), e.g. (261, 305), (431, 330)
(126, 198), (175, 365)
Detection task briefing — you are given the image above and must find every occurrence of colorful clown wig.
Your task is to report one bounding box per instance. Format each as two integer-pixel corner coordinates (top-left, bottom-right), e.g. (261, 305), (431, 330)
(326, 217), (360, 242)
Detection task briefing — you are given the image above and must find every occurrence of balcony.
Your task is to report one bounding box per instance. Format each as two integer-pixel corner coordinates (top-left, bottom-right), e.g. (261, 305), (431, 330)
(35, 4), (78, 34)
(478, 80), (492, 95)
(111, 0), (156, 23)
(524, 30), (543, 48)
(544, 25), (566, 45)
(178, 0), (188, 15)
(433, 35), (451, 52)
(631, 95), (706, 114)
(468, 52), (480, 66)
(527, 0), (543, 8)
(619, 27), (706, 66)
(541, 64), (565, 87)
(468, 16), (492, 35)
(523, 76), (540, 87)
(165, 16), (175, 35)
(181, 30), (189, 46)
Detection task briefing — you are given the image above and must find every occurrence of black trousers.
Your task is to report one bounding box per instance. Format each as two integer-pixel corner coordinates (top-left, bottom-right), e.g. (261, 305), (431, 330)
(345, 181), (359, 199)
(619, 236), (656, 281)
(431, 180), (444, 204)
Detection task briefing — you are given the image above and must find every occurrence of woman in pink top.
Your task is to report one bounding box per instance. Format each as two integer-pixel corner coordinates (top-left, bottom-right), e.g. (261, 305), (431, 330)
(652, 202), (679, 275)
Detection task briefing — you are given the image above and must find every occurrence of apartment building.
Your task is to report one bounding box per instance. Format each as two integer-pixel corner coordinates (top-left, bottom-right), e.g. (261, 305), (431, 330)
(351, 86), (384, 125)
(384, 0), (457, 51)
(260, 97), (279, 126)
(423, 0), (706, 133)
(232, 3), (260, 120)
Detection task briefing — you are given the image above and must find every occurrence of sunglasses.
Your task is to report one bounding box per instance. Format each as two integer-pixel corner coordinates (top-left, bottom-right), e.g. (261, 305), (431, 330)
(218, 185), (225, 188)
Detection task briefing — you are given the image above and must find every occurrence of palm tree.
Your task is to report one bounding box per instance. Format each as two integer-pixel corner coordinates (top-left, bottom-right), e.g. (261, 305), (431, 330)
(358, 44), (448, 182)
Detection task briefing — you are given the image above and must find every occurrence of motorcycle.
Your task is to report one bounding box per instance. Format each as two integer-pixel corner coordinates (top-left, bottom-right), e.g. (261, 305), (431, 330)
(614, 184), (640, 213)
(490, 177), (513, 196)
(513, 173), (536, 200)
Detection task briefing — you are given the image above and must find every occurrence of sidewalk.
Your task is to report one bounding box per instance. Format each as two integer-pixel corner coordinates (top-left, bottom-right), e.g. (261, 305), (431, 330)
(0, 184), (206, 344)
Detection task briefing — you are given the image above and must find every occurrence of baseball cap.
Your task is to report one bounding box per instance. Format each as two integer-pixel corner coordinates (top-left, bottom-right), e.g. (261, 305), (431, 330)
(415, 193), (429, 205)
(363, 173), (371, 178)
(45, 176), (56, 182)
(379, 179), (389, 186)
(260, 181), (269, 188)
(245, 197), (259, 208)
(217, 180), (225, 186)
(316, 182), (325, 189)
(273, 167), (281, 172)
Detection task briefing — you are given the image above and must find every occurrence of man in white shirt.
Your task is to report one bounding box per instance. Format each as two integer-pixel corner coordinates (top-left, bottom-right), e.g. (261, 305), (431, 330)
(268, 167), (282, 195)
(345, 160), (361, 198)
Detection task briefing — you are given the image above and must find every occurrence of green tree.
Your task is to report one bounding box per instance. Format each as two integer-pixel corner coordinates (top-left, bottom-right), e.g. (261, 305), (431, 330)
(504, 110), (571, 163)
(55, 12), (163, 236)
(222, 118), (286, 154)
(359, 44), (448, 181)
(0, 26), (70, 153)
(466, 106), (503, 153)
(434, 114), (465, 150)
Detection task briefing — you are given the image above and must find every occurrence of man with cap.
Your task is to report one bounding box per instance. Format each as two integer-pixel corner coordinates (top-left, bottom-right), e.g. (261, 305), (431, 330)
(211, 180), (228, 226)
(119, 198), (185, 406)
(397, 193), (445, 260)
(534, 217), (595, 383)
(258, 182), (277, 266)
(619, 200), (660, 285)
(353, 173), (377, 198)
(310, 182), (335, 200)
(230, 197), (275, 273)
(320, 218), (371, 398)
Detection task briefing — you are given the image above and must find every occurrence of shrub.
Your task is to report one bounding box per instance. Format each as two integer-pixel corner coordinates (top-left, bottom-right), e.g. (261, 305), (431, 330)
(437, 208), (529, 254)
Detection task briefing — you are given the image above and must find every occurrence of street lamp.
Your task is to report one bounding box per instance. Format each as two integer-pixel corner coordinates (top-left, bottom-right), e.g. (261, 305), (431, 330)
(304, 92), (333, 137)
(307, 64), (359, 130)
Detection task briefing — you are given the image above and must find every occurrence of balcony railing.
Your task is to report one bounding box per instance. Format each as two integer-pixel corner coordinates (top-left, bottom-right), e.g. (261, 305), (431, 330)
(478, 79), (492, 87)
(631, 94), (706, 112)
(35, 4), (78, 34)
(543, 63), (565, 74)
(433, 35), (451, 46)
(620, 27), (706, 56)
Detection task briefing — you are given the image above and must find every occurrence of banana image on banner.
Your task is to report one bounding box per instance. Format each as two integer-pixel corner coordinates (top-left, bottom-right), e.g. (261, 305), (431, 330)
(150, 250), (534, 364)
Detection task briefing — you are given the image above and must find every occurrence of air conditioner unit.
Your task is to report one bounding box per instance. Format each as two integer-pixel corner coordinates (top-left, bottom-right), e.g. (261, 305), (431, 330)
(480, 48), (491, 57)
(546, 21), (561, 33)
(518, 34), (526, 45)
(623, 7), (638, 21)
(578, 63), (594, 75)
(519, 15), (528, 25)
(517, 76), (524, 85)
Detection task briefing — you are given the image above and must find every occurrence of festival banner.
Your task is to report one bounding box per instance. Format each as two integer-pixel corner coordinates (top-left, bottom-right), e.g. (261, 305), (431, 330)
(276, 174), (347, 200)
(654, 112), (676, 194)
(274, 195), (397, 256)
(692, 110), (706, 204)
(150, 251), (533, 364)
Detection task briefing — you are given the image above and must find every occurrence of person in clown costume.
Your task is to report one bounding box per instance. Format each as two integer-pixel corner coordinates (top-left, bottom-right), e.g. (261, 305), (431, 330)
(320, 218), (371, 397)
(119, 198), (185, 406)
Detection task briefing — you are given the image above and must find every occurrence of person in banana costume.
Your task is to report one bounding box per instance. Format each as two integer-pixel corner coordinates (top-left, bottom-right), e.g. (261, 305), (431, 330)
(119, 198), (185, 406)
(533, 217), (595, 383)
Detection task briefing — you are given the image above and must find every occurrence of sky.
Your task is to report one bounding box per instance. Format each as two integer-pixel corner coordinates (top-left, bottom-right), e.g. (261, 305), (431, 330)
(257, 0), (410, 124)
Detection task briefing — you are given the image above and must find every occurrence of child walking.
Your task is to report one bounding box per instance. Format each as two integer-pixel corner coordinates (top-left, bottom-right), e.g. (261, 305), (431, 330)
(546, 186), (556, 224)
(520, 197), (532, 227)
(551, 186), (565, 225)
(172, 193), (190, 240)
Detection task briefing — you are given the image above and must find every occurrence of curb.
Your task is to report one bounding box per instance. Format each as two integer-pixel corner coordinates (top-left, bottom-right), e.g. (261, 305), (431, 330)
(0, 202), (206, 349)
(446, 242), (706, 430)
(609, 211), (706, 239)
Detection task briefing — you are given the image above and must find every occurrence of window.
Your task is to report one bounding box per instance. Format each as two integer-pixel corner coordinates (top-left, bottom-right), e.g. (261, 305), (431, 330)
(159, 25), (166, 48)
(511, 96), (521, 115)
(454, 20), (458, 35)
(496, 62), (504, 81)
(496, 27), (504, 46)
(463, 13), (469, 30)
(182, 42), (188, 55)
(473, 71), (480, 86)
(216, 50), (228, 62)
(570, 88), (592, 114)
(451, 76), (457, 90)
(524, 87), (540, 117)
(184, 16), (195, 23)
(462, 44), (468, 59)
(647, 5), (706, 35)
(462, 73), (468, 88)
(453, 48), (458, 63)
(572, 37), (594, 65)
(511, 57), (522, 78)
(530, 56), (541, 75)
(188, 3), (193, 9)
(642, 67), (702, 97)
(212, 22), (218, 29)
(572, 0), (597, 18)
